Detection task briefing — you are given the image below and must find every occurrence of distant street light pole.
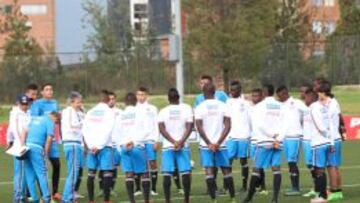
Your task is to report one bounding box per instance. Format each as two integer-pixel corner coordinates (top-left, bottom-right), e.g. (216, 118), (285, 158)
(173, 0), (184, 101)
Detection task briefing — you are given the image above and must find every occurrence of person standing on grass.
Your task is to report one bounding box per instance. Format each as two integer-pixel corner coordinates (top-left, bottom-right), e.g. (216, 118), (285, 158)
(195, 83), (235, 203)
(135, 87), (160, 196)
(276, 85), (307, 196)
(82, 90), (116, 203)
(61, 92), (85, 203)
(158, 88), (193, 203)
(248, 88), (268, 195)
(302, 89), (319, 198)
(30, 83), (62, 201)
(308, 84), (334, 203)
(25, 83), (39, 101)
(21, 111), (60, 203)
(113, 92), (152, 203)
(6, 95), (35, 203)
(243, 84), (286, 203)
(225, 81), (251, 192)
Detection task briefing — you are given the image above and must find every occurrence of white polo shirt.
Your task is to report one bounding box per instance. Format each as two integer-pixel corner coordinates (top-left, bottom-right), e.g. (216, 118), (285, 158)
(226, 97), (251, 140)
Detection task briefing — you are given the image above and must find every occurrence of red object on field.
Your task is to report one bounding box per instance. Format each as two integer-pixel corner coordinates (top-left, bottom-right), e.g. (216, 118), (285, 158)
(0, 123), (61, 146)
(343, 115), (360, 140)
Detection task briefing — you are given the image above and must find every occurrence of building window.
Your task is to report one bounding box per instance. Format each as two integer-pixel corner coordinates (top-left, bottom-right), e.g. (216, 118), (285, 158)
(324, 21), (336, 34)
(20, 5), (47, 15)
(312, 21), (322, 34)
(324, 0), (335, 6)
(312, 0), (323, 7)
(134, 4), (147, 19)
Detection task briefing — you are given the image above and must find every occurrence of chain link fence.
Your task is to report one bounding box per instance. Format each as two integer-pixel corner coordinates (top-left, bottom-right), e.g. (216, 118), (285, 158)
(0, 35), (359, 103)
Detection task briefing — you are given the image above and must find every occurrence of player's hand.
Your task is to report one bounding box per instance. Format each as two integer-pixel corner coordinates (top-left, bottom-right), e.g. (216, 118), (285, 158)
(209, 144), (217, 152)
(91, 147), (99, 154)
(273, 141), (280, 149)
(126, 142), (134, 151)
(153, 142), (160, 151)
(173, 141), (180, 151)
(330, 146), (336, 153)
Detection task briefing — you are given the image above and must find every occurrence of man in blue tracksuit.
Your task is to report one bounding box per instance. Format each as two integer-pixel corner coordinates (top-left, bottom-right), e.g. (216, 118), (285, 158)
(21, 112), (60, 203)
(30, 83), (61, 201)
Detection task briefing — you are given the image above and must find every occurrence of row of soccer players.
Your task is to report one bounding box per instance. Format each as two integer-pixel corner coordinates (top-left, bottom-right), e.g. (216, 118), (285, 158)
(7, 75), (344, 203)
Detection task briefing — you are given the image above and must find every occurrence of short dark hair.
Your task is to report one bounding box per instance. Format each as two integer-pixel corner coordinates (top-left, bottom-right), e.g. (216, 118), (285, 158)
(49, 111), (61, 121)
(108, 91), (116, 97)
(100, 89), (110, 103)
(41, 83), (53, 90)
(230, 80), (241, 89)
(168, 88), (180, 102)
(262, 84), (274, 96)
(276, 85), (288, 93)
(251, 88), (262, 94)
(318, 80), (333, 97)
(125, 92), (137, 105)
(203, 83), (215, 96)
(138, 86), (149, 93)
(305, 89), (318, 100)
(26, 83), (38, 91)
(314, 77), (326, 84)
(200, 75), (213, 82)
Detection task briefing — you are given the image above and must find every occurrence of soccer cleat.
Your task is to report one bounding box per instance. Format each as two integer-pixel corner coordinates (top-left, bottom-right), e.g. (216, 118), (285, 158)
(134, 190), (142, 196)
(178, 188), (185, 195)
(52, 193), (62, 201)
(258, 189), (269, 196)
(310, 197), (328, 203)
(74, 192), (85, 199)
(150, 190), (159, 196)
(284, 188), (301, 196)
(303, 190), (318, 198)
(327, 192), (343, 202)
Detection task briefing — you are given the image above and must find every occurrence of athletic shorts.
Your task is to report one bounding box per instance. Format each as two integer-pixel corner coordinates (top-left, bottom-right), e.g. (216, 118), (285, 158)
(162, 148), (191, 173)
(199, 147), (230, 168)
(313, 144), (330, 168)
(284, 138), (301, 162)
(113, 147), (121, 166)
(226, 138), (249, 159)
(87, 147), (114, 170)
(302, 140), (313, 166)
(145, 143), (157, 161)
(120, 146), (147, 174)
(253, 146), (282, 169)
(249, 143), (257, 160)
(49, 140), (60, 158)
(328, 140), (342, 167)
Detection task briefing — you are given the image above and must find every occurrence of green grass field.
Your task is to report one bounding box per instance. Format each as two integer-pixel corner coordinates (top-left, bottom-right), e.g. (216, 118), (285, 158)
(1, 141), (360, 203)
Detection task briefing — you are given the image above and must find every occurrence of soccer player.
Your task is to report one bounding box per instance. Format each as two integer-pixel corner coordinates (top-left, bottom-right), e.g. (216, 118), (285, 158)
(113, 92), (151, 203)
(243, 84), (285, 203)
(309, 84), (334, 203)
(30, 83), (61, 201)
(136, 87), (160, 196)
(249, 88), (267, 195)
(195, 83), (235, 203)
(226, 81), (251, 191)
(6, 95), (34, 203)
(158, 88), (193, 203)
(82, 90), (116, 203)
(194, 75), (228, 107)
(302, 89), (319, 198)
(61, 92), (85, 203)
(21, 111), (60, 203)
(276, 85), (306, 196)
(299, 83), (312, 101)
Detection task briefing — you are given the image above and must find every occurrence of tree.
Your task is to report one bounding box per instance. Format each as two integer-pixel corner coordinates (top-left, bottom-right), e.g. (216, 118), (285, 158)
(183, 0), (279, 91)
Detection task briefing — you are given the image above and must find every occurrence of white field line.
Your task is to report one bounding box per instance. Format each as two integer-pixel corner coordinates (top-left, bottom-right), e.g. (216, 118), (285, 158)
(1, 165), (360, 186)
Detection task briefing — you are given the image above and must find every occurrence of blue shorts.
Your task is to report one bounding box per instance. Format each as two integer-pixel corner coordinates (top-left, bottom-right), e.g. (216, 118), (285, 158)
(284, 138), (301, 162)
(87, 147), (114, 170)
(249, 143), (257, 160)
(302, 140), (313, 166)
(313, 145), (330, 168)
(226, 138), (249, 159)
(199, 147), (230, 168)
(145, 143), (157, 161)
(120, 146), (147, 174)
(253, 146), (282, 169)
(113, 147), (121, 166)
(328, 140), (342, 167)
(49, 141), (60, 158)
(79, 147), (85, 168)
(162, 148), (191, 173)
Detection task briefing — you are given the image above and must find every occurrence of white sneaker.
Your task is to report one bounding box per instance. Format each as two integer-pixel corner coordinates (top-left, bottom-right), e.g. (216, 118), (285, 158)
(151, 190), (159, 196)
(134, 190), (142, 196)
(310, 197), (328, 203)
(74, 192), (85, 199)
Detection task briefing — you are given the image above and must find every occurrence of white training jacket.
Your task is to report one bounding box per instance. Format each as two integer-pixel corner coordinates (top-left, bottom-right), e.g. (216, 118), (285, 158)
(256, 97), (286, 146)
(309, 101), (333, 147)
(82, 103), (115, 150)
(249, 103), (262, 144)
(6, 106), (31, 146)
(61, 106), (84, 142)
(281, 97), (307, 138)
(328, 98), (342, 141)
(302, 106), (317, 141)
(111, 107), (123, 146)
(112, 106), (147, 148)
(136, 101), (160, 143)
(226, 97), (251, 140)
